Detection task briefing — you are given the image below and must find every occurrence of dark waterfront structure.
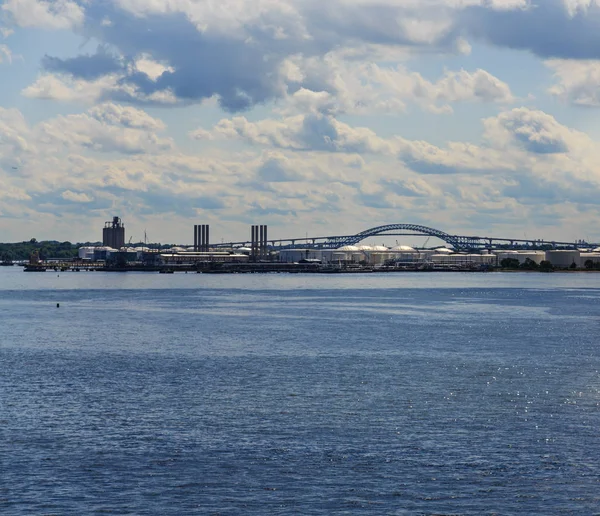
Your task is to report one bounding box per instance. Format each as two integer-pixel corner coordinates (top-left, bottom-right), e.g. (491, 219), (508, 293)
(103, 217), (125, 249)
(251, 225), (268, 260)
(194, 225), (210, 252)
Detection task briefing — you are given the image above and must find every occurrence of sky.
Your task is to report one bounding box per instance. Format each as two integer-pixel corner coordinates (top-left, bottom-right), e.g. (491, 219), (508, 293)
(2, 0), (600, 245)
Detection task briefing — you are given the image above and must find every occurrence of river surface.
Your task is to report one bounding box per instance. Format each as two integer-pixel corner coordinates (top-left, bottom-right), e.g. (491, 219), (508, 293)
(1, 267), (600, 515)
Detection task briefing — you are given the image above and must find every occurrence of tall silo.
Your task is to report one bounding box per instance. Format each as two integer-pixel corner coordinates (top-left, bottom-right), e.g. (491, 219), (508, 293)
(103, 216), (126, 250)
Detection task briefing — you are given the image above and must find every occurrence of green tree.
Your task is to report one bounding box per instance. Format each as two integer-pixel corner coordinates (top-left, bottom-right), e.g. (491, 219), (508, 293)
(500, 258), (520, 269)
(539, 260), (553, 272)
(520, 258), (539, 270)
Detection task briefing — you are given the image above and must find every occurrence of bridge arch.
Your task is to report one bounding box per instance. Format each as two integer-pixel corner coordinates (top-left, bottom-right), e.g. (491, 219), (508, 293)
(329, 224), (464, 249)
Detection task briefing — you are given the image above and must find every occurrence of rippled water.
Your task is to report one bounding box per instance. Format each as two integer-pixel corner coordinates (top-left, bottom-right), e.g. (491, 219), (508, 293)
(1, 267), (600, 514)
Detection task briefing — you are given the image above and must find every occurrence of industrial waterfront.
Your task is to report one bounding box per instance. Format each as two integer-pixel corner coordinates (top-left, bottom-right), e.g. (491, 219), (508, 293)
(14, 216), (600, 273)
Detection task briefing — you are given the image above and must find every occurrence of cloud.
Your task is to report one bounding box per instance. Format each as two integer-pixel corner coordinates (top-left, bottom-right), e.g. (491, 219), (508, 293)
(482, 107), (586, 154)
(209, 113), (397, 154)
(203, 111), (515, 177)
(22, 72), (179, 105)
(87, 103), (165, 131)
(0, 107), (33, 154)
(42, 46), (124, 81)
(37, 110), (173, 155)
(0, 104), (171, 158)
(546, 59), (600, 107)
(283, 56), (514, 115)
(361, 64), (514, 114)
(61, 190), (94, 203)
(18, 0), (523, 112)
(2, 0), (84, 30)
(257, 154), (306, 182)
(460, 0), (600, 59)
(0, 44), (11, 64)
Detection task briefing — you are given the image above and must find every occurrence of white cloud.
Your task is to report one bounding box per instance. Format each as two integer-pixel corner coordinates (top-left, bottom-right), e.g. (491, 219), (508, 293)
(22, 73), (179, 106)
(19, 0), (529, 112)
(482, 107), (589, 154)
(133, 55), (174, 82)
(22, 74), (120, 104)
(4, 101), (600, 242)
(562, 0), (600, 16)
(2, 0), (84, 30)
(0, 44), (11, 64)
(209, 114), (397, 154)
(362, 64), (514, 114)
(88, 103), (166, 131)
(281, 53), (514, 115)
(37, 111), (174, 155)
(546, 59), (600, 107)
(7, 0), (600, 241)
(61, 190), (93, 203)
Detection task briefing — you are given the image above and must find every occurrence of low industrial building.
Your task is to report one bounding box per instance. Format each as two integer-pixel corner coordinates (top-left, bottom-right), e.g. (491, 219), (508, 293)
(159, 252), (249, 266)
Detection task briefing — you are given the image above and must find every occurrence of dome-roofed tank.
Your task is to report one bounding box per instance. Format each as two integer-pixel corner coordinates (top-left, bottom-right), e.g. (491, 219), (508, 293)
(390, 245), (416, 252)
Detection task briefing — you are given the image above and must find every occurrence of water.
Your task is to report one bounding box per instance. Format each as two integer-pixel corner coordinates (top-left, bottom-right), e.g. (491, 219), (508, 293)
(1, 267), (600, 514)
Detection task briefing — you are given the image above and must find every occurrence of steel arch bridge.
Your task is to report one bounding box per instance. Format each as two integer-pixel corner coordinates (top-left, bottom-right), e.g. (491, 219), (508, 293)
(321, 224), (469, 249)
(216, 223), (592, 251)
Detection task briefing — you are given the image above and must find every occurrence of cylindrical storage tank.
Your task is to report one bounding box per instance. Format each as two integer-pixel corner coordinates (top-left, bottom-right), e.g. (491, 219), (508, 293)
(515, 252), (546, 265)
(78, 247), (95, 260)
(331, 252), (348, 263)
(545, 250), (580, 268)
(580, 253), (600, 267)
(368, 252), (387, 265)
(416, 249), (436, 259)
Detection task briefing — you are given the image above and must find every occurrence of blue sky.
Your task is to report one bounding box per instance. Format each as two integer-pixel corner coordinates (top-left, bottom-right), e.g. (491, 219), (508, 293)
(2, 0), (600, 245)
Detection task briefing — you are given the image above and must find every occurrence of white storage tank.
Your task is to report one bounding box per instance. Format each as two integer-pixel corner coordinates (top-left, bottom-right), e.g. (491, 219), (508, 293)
(516, 251), (546, 265)
(331, 252), (349, 264)
(78, 247), (96, 260)
(545, 250), (580, 268)
(580, 253), (600, 267)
